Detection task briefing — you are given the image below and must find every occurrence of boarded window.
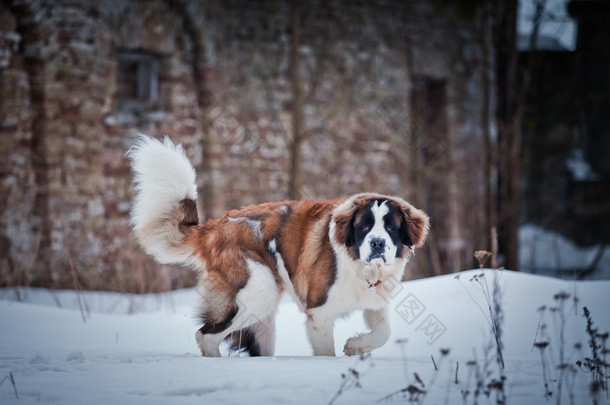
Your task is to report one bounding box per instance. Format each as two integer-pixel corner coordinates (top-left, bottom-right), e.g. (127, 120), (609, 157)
(410, 76), (448, 163)
(116, 49), (159, 112)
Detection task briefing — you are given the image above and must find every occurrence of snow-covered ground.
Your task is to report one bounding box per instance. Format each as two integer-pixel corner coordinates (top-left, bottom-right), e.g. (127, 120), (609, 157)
(519, 224), (610, 280)
(1, 269), (608, 404)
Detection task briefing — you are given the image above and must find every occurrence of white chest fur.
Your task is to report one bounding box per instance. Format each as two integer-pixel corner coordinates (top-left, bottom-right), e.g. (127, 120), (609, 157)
(325, 241), (407, 315)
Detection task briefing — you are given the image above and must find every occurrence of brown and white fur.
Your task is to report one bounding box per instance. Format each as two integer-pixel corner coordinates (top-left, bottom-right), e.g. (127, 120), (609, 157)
(128, 135), (429, 357)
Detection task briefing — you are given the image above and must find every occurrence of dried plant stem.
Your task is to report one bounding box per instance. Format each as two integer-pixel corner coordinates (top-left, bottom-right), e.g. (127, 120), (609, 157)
(328, 354), (372, 405)
(67, 254), (89, 323)
(0, 373), (19, 399)
(457, 271), (505, 369)
(536, 344), (552, 400)
(531, 319), (541, 352)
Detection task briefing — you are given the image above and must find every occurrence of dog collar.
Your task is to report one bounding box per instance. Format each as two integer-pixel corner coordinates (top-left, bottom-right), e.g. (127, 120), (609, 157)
(366, 279), (382, 294)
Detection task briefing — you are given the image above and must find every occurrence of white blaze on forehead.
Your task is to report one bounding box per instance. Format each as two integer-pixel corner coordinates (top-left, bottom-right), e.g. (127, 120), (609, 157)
(359, 200), (397, 266)
(371, 200), (389, 231)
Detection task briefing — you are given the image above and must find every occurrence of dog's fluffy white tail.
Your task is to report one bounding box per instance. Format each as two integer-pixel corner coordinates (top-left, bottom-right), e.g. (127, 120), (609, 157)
(127, 135), (199, 264)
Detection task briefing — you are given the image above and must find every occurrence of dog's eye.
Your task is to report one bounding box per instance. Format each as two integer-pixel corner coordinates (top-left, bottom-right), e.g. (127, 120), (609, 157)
(362, 225), (370, 232)
(386, 225), (394, 233)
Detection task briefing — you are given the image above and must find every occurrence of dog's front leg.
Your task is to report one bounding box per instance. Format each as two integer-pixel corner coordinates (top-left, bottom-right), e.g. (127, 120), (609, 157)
(306, 312), (336, 356)
(344, 306), (391, 356)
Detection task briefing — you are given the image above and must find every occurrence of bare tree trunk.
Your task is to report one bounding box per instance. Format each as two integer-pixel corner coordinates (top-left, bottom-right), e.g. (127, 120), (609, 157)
(172, 1), (224, 220)
(411, 77), (459, 274)
(493, 0), (545, 271)
(494, 0), (520, 270)
(481, 5), (498, 266)
(501, 116), (521, 271)
(288, 0), (304, 200)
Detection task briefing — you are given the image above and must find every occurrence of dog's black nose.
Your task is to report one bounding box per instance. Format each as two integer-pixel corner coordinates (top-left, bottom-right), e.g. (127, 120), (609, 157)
(370, 238), (385, 250)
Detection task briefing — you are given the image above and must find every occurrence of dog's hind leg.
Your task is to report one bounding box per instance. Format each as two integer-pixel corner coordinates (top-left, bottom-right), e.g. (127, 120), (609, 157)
(249, 310), (277, 356)
(226, 310), (277, 356)
(196, 312), (236, 357)
(196, 259), (280, 357)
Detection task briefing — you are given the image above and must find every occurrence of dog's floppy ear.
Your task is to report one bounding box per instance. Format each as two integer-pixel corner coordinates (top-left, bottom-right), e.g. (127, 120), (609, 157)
(332, 201), (360, 247)
(395, 200), (429, 248)
(345, 214), (357, 247)
(399, 218), (414, 247)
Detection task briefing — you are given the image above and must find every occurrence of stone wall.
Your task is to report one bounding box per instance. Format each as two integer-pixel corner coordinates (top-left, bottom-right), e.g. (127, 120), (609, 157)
(1, 0), (486, 291)
(2, 0), (204, 290)
(0, 1), (37, 286)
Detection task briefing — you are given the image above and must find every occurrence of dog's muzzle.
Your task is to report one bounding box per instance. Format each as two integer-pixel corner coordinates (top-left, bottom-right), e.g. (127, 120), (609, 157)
(367, 237), (387, 263)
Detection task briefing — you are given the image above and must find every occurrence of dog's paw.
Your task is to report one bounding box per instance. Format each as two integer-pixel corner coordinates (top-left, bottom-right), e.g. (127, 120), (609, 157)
(343, 337), (367, 356)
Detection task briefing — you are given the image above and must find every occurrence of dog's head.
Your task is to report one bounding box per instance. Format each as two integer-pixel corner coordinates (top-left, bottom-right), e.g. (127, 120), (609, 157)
(332, 193), (429, 267)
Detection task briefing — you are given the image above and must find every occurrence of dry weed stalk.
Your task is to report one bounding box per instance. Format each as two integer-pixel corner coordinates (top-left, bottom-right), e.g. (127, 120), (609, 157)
(377, 347), (451, 403)
(577, 307), (609, 402)
(455, 252), (506, 404)
(0, 372), (19, 399)
(534, 292), (589, 404)
(328, 353), (373, 405)
(474, 250), (493, 269)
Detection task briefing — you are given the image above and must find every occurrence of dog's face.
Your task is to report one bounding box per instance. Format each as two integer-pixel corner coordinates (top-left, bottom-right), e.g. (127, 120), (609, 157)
(332, 194), (429, 268)
(349, 200), (402, 266)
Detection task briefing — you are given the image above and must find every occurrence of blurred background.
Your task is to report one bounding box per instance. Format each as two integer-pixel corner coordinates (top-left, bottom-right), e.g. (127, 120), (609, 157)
(1, 0), (608, 293)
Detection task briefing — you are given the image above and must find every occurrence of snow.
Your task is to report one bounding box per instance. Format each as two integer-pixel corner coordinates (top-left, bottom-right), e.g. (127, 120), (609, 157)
(1, 270), (609, 404)
(519, 224), (610, 279)
(566, 148), (599, 181)
(517, 0), (577, 51)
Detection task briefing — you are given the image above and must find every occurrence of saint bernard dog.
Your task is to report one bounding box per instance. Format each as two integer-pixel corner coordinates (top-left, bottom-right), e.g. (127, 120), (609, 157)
(128, 135), (429, 357)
